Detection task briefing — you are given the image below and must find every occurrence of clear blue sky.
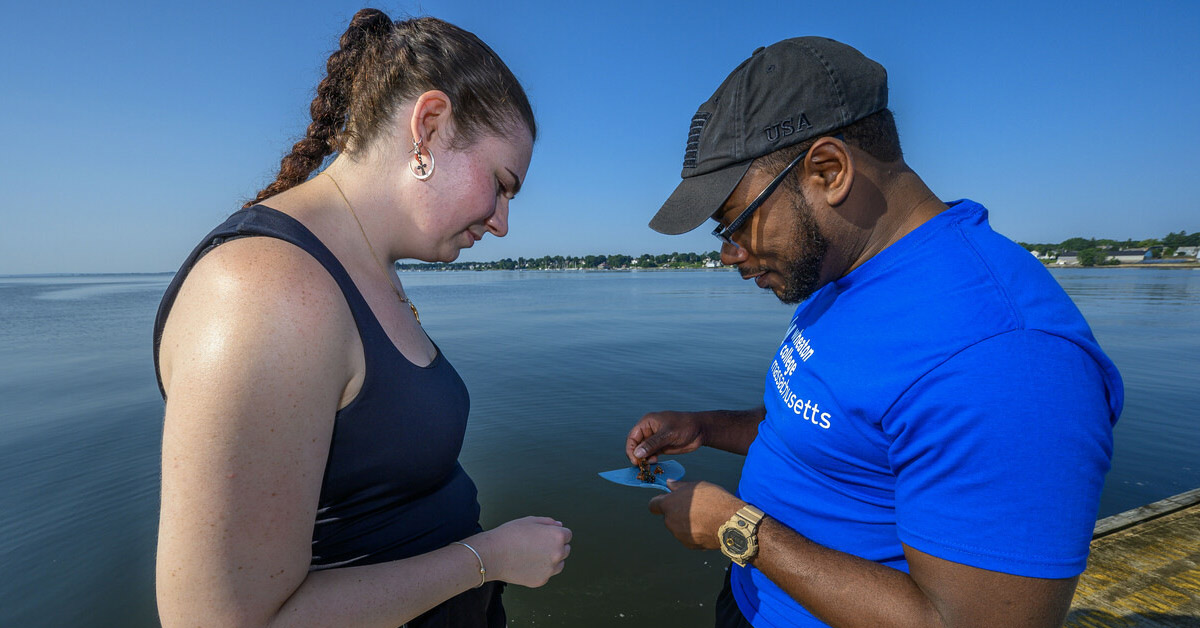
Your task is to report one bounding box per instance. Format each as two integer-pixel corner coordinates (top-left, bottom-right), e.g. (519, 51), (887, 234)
(2, 0), (1197, 274)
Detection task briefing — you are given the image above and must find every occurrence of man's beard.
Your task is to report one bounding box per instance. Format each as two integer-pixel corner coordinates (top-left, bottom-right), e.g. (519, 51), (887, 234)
(776, 193), (829, 304)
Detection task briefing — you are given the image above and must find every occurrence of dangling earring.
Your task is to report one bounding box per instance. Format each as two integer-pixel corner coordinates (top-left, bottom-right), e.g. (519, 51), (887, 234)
(410, 138), (435, 180)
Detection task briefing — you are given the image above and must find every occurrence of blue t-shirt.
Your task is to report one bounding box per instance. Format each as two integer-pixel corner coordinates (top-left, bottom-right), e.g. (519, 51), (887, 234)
(732, 200), (1122, 628)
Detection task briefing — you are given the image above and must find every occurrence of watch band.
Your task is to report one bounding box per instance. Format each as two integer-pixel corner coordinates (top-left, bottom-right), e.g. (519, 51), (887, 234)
(735, 504), (765, 526)
(719, 503), (766, 567)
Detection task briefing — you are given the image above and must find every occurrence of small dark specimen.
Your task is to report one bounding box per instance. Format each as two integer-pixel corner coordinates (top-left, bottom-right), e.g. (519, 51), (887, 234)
(636, 458), (655, 483)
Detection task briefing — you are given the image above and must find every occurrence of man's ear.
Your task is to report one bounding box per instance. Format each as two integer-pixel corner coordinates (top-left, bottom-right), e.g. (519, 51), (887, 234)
(409, 90), (455, 148)
(804, 137), (854, 206)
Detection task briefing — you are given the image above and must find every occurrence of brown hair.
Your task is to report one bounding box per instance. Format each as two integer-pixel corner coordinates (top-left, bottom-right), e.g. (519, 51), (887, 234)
(245, 9), (537, 208)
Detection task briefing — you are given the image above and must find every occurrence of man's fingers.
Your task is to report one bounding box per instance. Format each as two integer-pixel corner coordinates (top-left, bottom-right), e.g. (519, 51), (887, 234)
(648, 493), (666, 515)
(634, 431), (673, 461)
(627, 421), (662, 461)
(626, 425), (648, 461)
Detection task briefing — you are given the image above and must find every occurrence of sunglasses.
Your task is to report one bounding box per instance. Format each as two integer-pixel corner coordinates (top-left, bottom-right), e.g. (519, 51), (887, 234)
(711, 135), (840, 247)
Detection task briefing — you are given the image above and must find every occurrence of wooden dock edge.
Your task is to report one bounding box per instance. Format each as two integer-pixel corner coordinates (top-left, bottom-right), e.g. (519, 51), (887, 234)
(1092, 487), (1200, 538)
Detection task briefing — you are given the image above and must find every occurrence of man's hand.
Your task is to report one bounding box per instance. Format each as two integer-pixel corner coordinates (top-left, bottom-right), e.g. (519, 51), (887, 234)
(626, 407), (765, 461)
(625, 411), (707, 463)
(647, 480), (745, 550)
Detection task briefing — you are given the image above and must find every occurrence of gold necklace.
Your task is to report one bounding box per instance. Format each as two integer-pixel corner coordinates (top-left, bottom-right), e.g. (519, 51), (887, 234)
(323, 172), (421, 324)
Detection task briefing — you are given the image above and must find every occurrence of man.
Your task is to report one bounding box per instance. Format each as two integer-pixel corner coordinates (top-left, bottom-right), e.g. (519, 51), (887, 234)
(625, 37), (1122, 628)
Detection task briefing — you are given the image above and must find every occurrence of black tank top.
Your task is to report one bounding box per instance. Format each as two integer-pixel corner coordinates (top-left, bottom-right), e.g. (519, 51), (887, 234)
(152, 205), (481, 571)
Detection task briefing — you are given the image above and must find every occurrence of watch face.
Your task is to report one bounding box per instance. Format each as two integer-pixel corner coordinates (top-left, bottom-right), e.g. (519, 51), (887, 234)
(722, 528), (748, 554)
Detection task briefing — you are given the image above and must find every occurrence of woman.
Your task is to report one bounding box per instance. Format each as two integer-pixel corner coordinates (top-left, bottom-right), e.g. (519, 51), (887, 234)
(152, 10), (570, 627)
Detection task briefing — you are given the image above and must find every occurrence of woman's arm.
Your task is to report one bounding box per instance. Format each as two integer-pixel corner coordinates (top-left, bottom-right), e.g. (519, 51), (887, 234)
(157, 238), (568, 628)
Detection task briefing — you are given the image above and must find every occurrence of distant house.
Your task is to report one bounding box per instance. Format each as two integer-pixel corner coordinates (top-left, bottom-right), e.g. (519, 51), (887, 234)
(704, 259), (721, 268)
(1175, 246), (1199, 258)
(1111, 249), (1150, 264)
(1056, 251), (1080, 266)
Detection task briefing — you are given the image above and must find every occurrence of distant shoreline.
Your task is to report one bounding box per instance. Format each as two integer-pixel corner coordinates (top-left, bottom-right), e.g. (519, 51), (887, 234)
(396, 266), (738, 273)
(4, 264), (1197, 278)
(1047, 263), (1200, 270)
(0, 271), (178, 279)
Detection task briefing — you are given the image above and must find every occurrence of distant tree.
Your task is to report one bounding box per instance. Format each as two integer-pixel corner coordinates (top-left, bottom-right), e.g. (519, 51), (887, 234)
(1163, 230), (1199, 247)
(1060, 237), (1094, 251)
(1077, 248), (1103, 267)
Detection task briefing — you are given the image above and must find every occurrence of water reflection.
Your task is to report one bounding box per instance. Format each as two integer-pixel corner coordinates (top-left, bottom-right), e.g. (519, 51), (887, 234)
(1, 269), (1196, 627)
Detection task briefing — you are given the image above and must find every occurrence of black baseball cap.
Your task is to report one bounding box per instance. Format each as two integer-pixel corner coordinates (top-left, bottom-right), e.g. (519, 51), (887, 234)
(649, 37), (888, 235)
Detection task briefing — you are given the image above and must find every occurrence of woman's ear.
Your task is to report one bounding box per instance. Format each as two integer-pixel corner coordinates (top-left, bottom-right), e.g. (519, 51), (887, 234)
(805, 137), (854, 207)
(409, 90), (455, 148)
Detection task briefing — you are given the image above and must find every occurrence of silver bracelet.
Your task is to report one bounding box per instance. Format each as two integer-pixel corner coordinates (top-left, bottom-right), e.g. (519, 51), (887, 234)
(452, 541), (486, 588)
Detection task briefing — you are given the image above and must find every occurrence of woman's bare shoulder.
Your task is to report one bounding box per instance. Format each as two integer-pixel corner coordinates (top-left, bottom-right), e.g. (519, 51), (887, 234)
(158, 235), (357, 396)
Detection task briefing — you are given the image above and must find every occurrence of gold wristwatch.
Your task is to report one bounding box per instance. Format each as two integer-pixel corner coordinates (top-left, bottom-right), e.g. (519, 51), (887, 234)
(718, 504), (765, 566)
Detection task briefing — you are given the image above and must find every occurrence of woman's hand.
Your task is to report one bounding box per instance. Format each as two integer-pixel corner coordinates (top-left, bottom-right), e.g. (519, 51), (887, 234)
(469, 516), (572, 588)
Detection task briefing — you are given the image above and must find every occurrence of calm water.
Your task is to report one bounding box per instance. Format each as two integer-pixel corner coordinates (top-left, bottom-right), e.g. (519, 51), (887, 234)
(0, 268), (1197, 627)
